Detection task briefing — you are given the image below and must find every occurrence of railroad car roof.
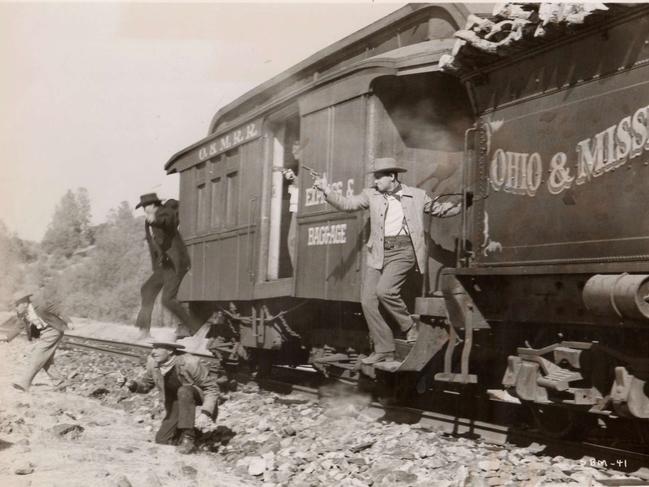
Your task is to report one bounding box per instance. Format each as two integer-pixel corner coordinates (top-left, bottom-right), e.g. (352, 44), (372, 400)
(440, 2), (648, 76)
(165, 2), (474, 173)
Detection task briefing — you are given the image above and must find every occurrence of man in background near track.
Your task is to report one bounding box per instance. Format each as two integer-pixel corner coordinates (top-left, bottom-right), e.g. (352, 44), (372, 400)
(134, 193), (197, 340)
(119, 329), (218, 454)
(2, 292), (68, 391)
(313, 157), (460, 365)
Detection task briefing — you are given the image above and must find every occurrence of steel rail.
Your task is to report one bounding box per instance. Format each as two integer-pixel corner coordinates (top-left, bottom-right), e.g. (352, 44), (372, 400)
(60, 334), (649, 473)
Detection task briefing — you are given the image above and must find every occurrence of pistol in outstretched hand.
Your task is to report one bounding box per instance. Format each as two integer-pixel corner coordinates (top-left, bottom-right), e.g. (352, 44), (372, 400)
(271, 165), (291, 175)
(301, 164), (321, 179)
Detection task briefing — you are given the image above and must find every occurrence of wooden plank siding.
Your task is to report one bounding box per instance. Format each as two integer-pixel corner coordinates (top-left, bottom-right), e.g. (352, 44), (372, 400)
(295, 95), (367, 301)
(178, 138), (263, 301)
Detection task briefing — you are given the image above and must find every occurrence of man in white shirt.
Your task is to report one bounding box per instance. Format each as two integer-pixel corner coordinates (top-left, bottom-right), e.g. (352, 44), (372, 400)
(10, 293), (68, 391)
(314, 157), (460, 364)
(283, 140), (303, 271)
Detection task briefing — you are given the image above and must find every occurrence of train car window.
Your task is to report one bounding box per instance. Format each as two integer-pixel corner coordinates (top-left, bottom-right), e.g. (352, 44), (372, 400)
(210, 176), (222, 229)
(225, 171), (239, 227)
(196, 183), (207, 233)
(194, 162), (207, 234)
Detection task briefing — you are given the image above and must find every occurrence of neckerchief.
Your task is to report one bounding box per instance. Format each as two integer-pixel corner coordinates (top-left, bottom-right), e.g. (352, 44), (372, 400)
(158, 355), (177, 376)
(384, 184), (403, 201)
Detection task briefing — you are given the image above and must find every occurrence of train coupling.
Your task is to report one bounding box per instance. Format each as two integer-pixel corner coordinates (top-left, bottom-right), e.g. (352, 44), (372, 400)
(503, 342), (598, 405)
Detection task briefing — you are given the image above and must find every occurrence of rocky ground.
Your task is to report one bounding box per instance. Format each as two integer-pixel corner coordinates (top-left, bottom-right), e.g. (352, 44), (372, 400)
(1, 321), (649, 486)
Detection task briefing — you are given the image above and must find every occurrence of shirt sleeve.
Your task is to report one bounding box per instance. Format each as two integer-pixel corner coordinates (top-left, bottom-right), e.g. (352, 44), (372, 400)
(191, 358), (219, 416)
(325, 190), (370, 212)
(131, 360), (156, 393)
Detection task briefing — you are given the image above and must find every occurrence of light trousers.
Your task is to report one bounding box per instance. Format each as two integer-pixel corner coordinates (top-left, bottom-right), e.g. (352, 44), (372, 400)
(361, 244), (417, 353)
(18, 326), (63, 389)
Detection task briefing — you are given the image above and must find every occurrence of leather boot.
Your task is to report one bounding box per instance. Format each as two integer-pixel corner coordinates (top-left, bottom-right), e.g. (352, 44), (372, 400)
(177, 431), (196, 454)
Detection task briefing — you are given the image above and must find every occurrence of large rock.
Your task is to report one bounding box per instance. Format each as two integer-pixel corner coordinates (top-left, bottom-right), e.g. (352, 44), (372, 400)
(14, 461), (34, 475)
(49, 423), (84, 439)
(274, 395), (311, 406)
(478, 459), (501, 471)
(180, 464), (198, 479)
(380, 470), (418, 485)
(114, 474), (132, 487)
(248, 456), (266, 476)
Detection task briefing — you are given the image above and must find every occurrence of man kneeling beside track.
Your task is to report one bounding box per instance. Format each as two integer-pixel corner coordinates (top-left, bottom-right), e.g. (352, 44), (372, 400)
(119, 329), (218, 454)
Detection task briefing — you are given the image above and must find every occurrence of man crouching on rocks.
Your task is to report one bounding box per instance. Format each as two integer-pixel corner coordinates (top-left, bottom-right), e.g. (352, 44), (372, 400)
(120, 329), (218, 454)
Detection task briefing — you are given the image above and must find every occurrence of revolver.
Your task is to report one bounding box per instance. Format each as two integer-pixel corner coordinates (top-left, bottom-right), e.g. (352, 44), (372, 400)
(301, 164), (321, 180)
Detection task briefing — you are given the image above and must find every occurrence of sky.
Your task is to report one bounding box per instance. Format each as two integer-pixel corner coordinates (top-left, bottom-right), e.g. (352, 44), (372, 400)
(0, 1), (492, 242)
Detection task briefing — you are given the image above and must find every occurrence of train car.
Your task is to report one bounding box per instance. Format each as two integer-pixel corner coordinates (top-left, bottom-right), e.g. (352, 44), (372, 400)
(164, 3), (479, 370)
(441, 3), (649, 429)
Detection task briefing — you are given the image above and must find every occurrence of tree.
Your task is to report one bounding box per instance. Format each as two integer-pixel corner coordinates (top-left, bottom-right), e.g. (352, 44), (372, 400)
(41, 188), (93, 257)
(0, 221), (24, 305)
(56, 201), (152, 322)
(76, 187), (93, 246)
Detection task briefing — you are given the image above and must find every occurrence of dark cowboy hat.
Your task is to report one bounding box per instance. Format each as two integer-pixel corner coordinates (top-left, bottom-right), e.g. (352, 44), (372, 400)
(135, 193), (162, 209)
(368, 157), (407, 174)
(149, 328), (185, 350)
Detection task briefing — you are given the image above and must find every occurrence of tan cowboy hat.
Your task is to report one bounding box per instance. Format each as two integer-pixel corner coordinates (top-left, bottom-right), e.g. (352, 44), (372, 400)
(368, 157), (407, 174)
(150, 328), (185, 350)
(12, 291), (32, 307)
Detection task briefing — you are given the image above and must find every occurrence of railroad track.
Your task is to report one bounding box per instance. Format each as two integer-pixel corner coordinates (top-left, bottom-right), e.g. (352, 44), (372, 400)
(61, 334), (649, 476)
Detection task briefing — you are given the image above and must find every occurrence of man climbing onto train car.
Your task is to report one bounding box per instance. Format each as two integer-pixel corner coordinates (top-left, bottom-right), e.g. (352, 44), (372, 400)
(313, 158), (460, 364)
(134, 193), (198, 341)
(5, 292), (68, 391)
(119, 329), (218, 454)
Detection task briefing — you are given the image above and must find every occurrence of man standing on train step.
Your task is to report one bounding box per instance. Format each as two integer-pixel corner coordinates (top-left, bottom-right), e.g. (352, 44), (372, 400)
(313, 158), (460, 365)
(135, 193), (197, 340)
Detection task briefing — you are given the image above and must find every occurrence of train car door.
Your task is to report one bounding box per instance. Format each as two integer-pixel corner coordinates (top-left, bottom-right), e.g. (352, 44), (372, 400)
(266, 112), (300, 281)
(296, 80), (368, 302)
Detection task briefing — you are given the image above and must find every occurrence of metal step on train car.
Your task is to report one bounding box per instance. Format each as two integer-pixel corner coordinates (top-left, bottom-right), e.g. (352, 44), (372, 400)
(165, 3), (649, 429)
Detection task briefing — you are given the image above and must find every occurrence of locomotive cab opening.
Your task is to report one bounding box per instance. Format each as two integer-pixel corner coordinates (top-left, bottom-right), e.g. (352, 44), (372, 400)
(266, 110), (301, 280)
(371, 71), (473, 292)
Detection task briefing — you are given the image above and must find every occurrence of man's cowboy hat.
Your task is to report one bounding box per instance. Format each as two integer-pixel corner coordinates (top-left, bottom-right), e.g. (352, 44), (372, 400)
(135, 193), (162, 209)
(150, 328), (185, 350)
(368, 157), (407, 174)
(12, 291), (32, 307)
